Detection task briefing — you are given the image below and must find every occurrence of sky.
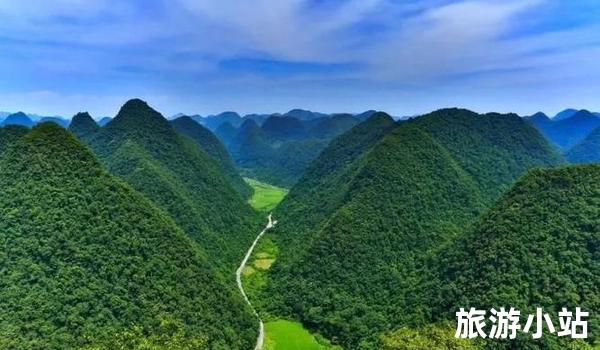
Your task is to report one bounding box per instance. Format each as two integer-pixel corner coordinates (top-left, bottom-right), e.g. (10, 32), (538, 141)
(1, 0), (600, 118)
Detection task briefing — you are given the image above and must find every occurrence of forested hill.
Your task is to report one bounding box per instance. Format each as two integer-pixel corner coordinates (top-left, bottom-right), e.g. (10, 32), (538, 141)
(412, 109), (565, 201)
(271, 112), (397, 250)
(0, 125), (28, 154)
(0, 123), (257, 349)
(80, 99), (262, 273)
(439, 164), (600, 348)
(219, 113), (360, 187)
(264, 109), (565, 349)
(566, 125), (600, 163)
(68, 112), (99, 139)
(170, 115), (252, 198)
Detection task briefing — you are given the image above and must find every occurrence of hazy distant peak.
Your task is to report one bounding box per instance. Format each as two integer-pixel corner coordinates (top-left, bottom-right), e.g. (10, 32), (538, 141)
(553, 108), (578, 120)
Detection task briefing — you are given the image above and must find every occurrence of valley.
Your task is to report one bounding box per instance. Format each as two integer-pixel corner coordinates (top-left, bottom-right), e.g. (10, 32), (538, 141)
(0, 101), (598, 350)
(4, 3), (600, 349)
(242, 178), (339, 350)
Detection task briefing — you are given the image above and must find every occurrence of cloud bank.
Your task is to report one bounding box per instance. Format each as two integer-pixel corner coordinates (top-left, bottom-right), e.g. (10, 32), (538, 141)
(0, 0), (599, 116)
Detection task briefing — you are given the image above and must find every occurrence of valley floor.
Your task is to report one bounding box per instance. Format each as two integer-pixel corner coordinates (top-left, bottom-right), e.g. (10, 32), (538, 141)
(242, 179), (340, 350)
(245, 178), (289, 213)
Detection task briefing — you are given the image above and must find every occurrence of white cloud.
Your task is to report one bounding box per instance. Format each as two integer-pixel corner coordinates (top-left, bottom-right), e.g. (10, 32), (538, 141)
(366, 0), (546, 81)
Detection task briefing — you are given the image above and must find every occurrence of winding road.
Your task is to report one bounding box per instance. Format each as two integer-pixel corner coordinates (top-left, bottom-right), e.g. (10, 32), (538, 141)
(236, 214), (276, 350)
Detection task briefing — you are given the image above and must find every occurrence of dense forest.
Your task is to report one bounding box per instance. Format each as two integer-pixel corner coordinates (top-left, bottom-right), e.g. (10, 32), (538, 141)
(169, 115), (252, 198)
(261, 109), (569, 349)
(0, 123), (257, 349)
(216, 113), (360, 187)
(73, 99), (262, 273)
(1, 101), (598, 350)
(437, 164), (600, 349)
(567, 126), (600, 163)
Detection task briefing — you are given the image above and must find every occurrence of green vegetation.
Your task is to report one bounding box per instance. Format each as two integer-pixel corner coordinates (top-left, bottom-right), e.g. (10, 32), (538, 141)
(3, 103), (597, 350)
(381, 323), (480, 350)
(0, 124), (28, 154)
(223, 114), (359, 187)
(77, 99), (262, 273)
(439, 164), (600, 349)
(245, 178), (288, 212)
(263, 109), (566, 349)
(170, 116), (252, 198)
(0, 123), (256, 349)
(566, 125), (600, 163)
(68, 112), (99, 139)
(264, 320), (341, 350)
(242, 236), (278, 311)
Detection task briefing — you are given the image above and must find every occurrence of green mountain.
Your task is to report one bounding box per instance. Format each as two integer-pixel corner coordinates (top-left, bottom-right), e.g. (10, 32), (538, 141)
(68, 112), (99, 139)
(243, 113), (274, 126)
(38, 116), (70, 127)
(283, 109), (329, 121)
(0, 124), (29, 155)
(307, 114), (359, 139)
(413, 109), (565, 201)
(81, 99), (261, 272)
(170, 116), (252, 198)
(566, 126), (600, 163)
(0, 123), (257, 349)
(354, 110), (378, 121)
(221, 114), (360, 187)
(439, 164), (600, 348)
(199, 112), (243, 130)
(214, 121), (238, 147)
(261, 115), (307, 140)
(263, 109), (564, 349)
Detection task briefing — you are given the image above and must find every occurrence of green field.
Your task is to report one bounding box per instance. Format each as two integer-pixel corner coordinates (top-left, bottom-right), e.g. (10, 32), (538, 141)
(245, 178), (288, 212)
(264, 320), (342, 350)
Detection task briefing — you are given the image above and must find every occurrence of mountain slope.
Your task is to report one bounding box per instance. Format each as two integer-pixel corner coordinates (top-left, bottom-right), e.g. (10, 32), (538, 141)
(283, 109), (328, 121)
(214, 121), (238, 147)
(526, 110), (600, 150)
(553, 108), (579, 121)
(83, 99), (261, 272)
(97, 117), (112, 126)
(261, 116), (307, 140)
(1, 112), (34, 128)
(566, 126), (600, 163)
(267, 122), (487, 348)
(0, 123), (257, 349)
(222, 114), (360, 187)
(0, 125), (29, 155)
(170, 116), (252, 198)
(307, 114), (359, 139)
(412, 109), (565, 201)
(440, 164), (600, 348)
(68, 112), (99, 139)
(38, 116), (70, 127)
(200, 112), (243, 130)
(264, 109), (565, 348)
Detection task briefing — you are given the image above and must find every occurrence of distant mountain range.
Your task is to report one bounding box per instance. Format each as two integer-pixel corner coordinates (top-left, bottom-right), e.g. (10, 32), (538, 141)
(0, 111), (114, 129)
(1, 112), (34, 128)
(213, 112), (362, 187)
(172, 109), (380, 131)
(524, 109), (600, 150)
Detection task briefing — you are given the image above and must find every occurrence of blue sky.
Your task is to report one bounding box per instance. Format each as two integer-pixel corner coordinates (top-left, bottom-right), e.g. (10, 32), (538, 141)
(1, 0), (599, 118)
